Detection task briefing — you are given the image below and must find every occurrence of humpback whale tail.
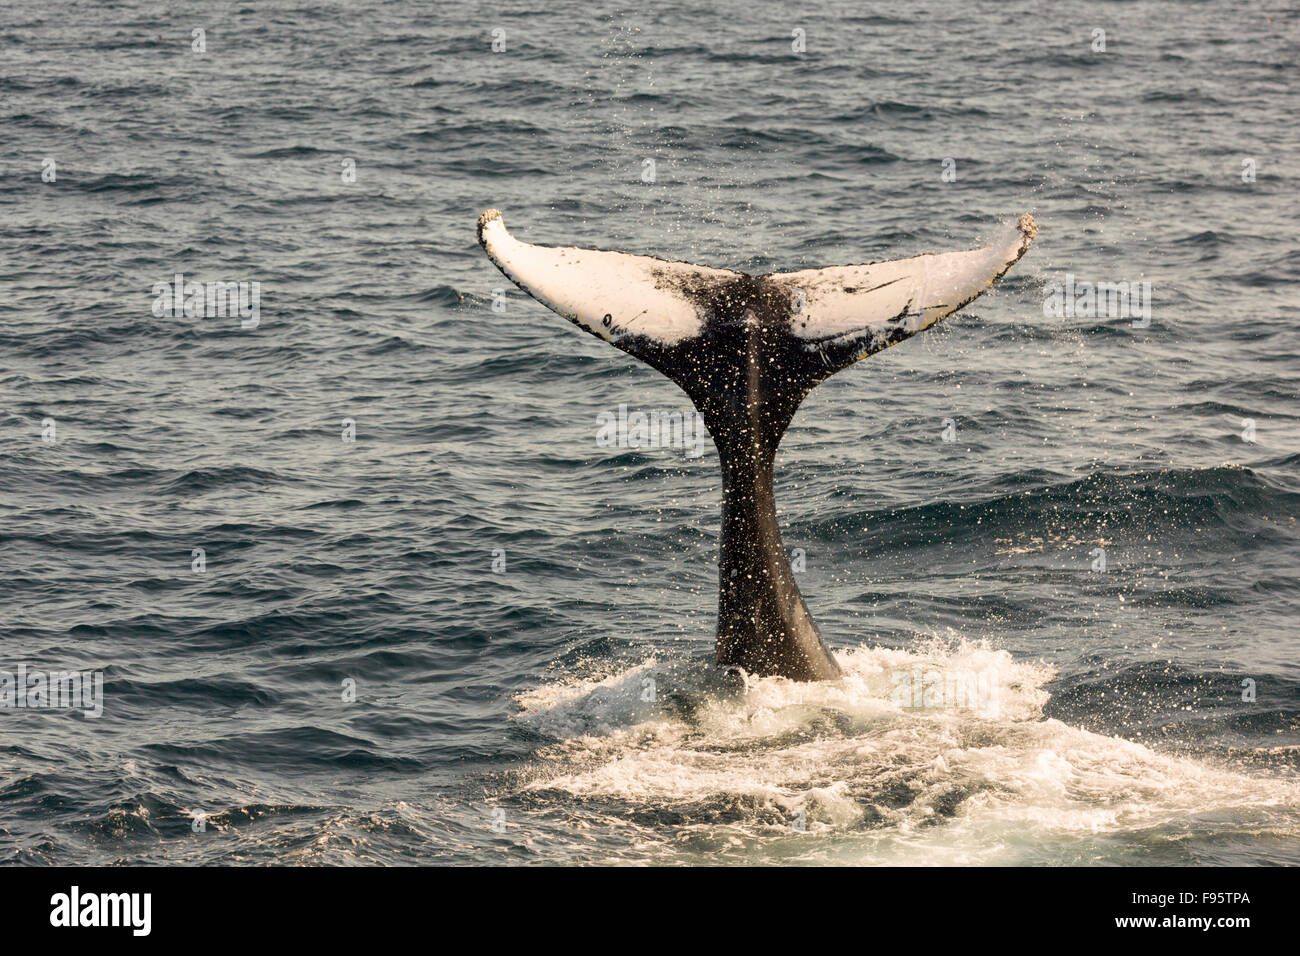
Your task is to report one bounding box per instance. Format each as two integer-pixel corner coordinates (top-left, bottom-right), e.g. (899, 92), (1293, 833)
(479, 209), (1036, 681)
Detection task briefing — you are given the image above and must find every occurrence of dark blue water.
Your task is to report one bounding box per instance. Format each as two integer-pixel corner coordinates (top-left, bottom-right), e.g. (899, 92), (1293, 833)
(2, 0), (1298, 865)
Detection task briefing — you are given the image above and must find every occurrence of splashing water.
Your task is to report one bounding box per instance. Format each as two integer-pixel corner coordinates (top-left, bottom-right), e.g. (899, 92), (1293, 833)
(513, 642), (1300, 865)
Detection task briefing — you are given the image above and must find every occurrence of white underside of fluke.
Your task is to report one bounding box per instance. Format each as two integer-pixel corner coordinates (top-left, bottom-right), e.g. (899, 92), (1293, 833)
(774, 215), (1038, 350)
(478, 210), (734, 346)
(478, 209), (1036, 354)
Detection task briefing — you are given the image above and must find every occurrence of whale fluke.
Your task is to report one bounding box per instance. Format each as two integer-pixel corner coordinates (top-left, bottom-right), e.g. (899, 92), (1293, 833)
(479, 208), (1036, 681)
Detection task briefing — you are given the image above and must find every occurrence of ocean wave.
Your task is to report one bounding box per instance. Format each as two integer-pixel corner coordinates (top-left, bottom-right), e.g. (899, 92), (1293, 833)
(800, 466), (1298, 548)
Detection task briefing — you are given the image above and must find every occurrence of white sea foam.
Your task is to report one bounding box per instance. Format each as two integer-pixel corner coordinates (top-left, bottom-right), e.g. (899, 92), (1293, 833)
(514, 640), (1300, 864)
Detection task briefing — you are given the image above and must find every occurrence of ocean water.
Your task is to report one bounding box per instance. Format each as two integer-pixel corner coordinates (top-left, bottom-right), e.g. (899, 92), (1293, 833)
(1, 0), (1298, 866)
